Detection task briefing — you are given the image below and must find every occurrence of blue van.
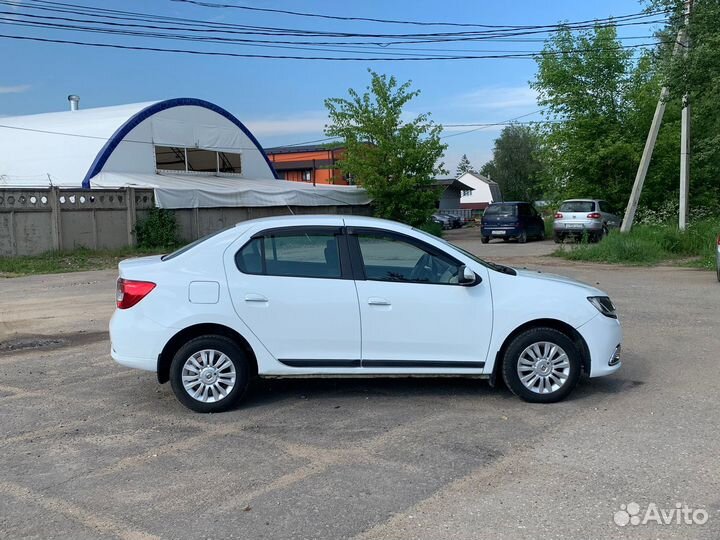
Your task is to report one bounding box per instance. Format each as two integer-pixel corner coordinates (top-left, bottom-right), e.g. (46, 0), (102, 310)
(481, 202), (545, 244)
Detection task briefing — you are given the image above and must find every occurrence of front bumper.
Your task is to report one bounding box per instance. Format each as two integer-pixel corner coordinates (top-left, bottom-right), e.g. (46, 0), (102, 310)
(576, 312), (623, 378)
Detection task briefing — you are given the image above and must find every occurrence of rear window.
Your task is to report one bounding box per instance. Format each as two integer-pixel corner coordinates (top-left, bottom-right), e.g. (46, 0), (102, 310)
(559, 201), (595, 213)
(161, 227), (230, 261)
(484, 204), (517, 216)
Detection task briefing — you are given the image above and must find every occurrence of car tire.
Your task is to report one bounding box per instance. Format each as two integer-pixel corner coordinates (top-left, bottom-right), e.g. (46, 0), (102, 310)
(538, 229), (546, 241)
(481, 236), (490, 244)
(553, 233), (563, 244)
(169, 335), (250, 413)
(518, 231), (527, 244)
(717, 266), (720, 283)
(501, 327), (581, 403)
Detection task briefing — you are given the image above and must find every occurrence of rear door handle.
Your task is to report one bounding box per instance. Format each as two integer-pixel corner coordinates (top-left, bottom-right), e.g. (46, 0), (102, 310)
(368, 297), (391, 306)
(245, 293), (268, 302)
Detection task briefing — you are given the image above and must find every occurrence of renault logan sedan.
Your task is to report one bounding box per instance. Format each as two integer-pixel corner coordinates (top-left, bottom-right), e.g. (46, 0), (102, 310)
(111, 215), (622, 413)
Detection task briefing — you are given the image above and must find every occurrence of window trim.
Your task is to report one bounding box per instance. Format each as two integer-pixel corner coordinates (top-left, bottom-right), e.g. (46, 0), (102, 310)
(235, 226), (352, 280)
(347, 227), (470, 286)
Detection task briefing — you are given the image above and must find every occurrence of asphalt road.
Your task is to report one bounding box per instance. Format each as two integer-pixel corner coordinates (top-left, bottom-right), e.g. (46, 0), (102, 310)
(1, 230), (718, 539)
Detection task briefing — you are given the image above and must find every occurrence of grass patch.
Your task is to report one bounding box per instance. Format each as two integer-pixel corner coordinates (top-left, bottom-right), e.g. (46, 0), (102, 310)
(553, 219), (719, 267)
(0, 247), (168, 277)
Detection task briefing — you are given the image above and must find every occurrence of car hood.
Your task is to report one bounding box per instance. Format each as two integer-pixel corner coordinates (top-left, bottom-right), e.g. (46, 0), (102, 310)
(512, 268), (606, 296)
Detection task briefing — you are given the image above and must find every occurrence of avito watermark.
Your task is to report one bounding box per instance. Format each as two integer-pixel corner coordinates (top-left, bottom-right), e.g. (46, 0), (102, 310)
(614, 502), (709, 527)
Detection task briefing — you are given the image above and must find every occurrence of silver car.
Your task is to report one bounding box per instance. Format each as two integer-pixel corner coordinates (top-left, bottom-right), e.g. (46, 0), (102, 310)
(553, 199), (621, 243)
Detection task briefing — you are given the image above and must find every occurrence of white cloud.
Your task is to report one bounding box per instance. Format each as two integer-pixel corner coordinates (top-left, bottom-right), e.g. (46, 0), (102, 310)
(244, 111), (328, 137)
(454, 85), (539, 111)
(0, 84), (31, 94)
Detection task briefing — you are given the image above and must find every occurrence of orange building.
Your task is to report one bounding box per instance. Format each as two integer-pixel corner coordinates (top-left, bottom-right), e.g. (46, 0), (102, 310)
(264, 144), (350, 185)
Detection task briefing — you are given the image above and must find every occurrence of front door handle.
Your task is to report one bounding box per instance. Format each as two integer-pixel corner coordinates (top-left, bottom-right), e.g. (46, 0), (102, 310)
(244, 293), (268, 302)
(368, 297), (391, 306)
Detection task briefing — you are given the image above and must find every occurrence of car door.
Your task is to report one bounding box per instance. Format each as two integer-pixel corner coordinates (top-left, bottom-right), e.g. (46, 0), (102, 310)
(348, 228), (493, 369)
(225, 225), (361, 366)
(529, 204), (544, 236)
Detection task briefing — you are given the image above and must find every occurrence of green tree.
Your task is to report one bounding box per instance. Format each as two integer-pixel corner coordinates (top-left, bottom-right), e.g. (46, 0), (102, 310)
(532, 24), (640, 210)
(650, 0), (720, 211)
(324, 70), (447, 227)
(456, 154), (474, 177)
(480, 124), (543, 201)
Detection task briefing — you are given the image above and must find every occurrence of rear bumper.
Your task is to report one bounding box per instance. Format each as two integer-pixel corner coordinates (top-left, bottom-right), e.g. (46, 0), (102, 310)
(576, 313), (623, 378)
(109, 308), (173, 372)
(554, 221), (603, 233)
(481, 226), (521, 237)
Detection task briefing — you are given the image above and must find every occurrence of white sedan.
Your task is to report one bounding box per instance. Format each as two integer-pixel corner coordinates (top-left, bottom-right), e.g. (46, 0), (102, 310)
(110, 215), (622, 412)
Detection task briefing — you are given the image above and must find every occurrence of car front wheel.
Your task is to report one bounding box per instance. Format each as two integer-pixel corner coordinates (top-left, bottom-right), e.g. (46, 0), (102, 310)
(501, 327), (581, 403)
(169, 335), (250, 413)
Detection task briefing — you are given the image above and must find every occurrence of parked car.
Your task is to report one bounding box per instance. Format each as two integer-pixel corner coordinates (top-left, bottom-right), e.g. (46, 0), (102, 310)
(432, 213), (462, 230)
(480, 202), (545, 244)
(431, 213), (453, 230)
(111, 215), (622, 412)
(553, 199), (621, 243)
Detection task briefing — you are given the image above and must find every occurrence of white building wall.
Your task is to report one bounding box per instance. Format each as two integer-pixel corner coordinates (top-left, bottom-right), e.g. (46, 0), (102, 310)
(458, 172), (498, 205)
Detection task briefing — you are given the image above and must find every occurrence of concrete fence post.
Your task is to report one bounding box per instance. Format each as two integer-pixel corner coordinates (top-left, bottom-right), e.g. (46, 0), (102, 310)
(126, 187), (136, 247)
(49, 187), (62, 251)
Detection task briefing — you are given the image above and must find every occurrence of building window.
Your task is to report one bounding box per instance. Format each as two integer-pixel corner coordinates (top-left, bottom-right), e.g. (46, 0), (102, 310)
(154, 146), (186, 171)
(302, 170), (312, 182)
(461, 189), (473, 197)
(155, 146), (242, 175)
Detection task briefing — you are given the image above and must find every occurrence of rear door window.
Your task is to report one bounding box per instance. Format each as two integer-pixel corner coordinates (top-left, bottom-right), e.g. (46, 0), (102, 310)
(236, 228), (343, 279)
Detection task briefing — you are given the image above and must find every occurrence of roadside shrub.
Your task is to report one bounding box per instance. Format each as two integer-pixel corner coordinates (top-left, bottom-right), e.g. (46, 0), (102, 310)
(418, 220), (443, 237)
(554, 218), (719, 267)
(135, 208), (178, 249)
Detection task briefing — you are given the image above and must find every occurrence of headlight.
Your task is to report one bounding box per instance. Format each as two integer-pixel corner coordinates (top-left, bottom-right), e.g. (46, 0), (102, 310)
(587, 296), (617, 319)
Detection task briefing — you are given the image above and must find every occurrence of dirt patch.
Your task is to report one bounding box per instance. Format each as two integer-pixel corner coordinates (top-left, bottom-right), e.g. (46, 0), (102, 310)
(0, 331), (108, 356)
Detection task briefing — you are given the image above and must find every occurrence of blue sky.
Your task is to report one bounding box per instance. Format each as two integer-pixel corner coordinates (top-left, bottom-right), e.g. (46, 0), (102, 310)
(1, 0), (655, 172)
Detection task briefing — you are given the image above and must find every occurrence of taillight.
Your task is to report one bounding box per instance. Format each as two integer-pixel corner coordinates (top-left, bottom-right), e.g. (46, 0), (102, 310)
(554, 212), (563, 219)
(116, 278), (156, 309)
(717, 234), (720, 246)
(587, 212), (602, 219)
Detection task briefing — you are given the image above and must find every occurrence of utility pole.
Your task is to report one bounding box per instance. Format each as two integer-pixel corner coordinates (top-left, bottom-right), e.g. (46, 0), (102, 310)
(621, 0), (692, 233)
(678, 0), (693, 230)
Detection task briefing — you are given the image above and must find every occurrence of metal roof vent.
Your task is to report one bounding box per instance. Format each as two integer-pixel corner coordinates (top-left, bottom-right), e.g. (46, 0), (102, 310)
(68, 95), (80, 111)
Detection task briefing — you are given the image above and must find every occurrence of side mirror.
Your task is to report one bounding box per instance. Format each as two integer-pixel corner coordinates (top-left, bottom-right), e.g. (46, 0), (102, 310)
(458, 265), (479, 286)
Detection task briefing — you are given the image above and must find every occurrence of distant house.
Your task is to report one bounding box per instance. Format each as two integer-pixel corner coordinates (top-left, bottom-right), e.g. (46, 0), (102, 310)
(264, 144), (349, 185)
(458, 171), (502, 212)
(433, 177), (473, 210)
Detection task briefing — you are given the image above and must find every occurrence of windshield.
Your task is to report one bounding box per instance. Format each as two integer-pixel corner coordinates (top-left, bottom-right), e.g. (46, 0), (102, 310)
(484, 204), (517, 216)
(413, 227), (515, 275)
(559, 201), (595, 212)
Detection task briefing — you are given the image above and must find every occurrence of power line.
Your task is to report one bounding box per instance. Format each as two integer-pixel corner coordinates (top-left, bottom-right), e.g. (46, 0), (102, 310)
(170, 0), (670, 30)
(0, 32), (666, 61)
(441, 110), (547, 139)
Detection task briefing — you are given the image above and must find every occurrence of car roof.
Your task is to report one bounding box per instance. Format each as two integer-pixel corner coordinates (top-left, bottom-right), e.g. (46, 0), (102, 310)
(562, 198), (599, 202)
(231, 214), (415, 232)
(488, 201), (529, 205)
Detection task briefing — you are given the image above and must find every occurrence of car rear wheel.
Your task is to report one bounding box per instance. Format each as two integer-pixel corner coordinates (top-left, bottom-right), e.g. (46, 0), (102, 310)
(501, 327), (581, 403)
(538, 229), (546, 241)
(481, 236), (490, 244)
(518, 231), (527, 244)
(553, 233), (563, 244)
(169, 335), (249, 413)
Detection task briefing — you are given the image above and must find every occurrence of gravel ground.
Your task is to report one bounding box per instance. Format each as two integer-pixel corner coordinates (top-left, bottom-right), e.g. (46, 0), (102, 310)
(1, 229), (718, 539)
